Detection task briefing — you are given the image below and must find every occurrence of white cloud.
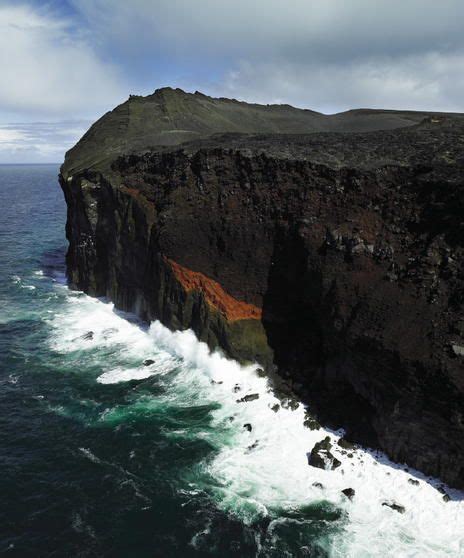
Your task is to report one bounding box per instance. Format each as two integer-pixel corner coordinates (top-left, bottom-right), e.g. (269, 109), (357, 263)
(0, 4), (126, 119)
(0, 121), (90, 163)
(74, 0), (464, 113)
(216, 52), (464, 113)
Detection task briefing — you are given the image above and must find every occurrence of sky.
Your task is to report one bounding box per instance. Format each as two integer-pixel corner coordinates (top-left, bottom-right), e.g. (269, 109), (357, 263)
(1, 0), (464, 163)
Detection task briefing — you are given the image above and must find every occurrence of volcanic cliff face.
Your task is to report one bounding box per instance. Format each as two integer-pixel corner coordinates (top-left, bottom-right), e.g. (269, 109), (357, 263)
(60, 88), (464, 488)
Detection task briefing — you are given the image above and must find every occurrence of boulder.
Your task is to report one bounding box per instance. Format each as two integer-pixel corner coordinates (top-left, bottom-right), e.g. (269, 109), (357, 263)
(308, 437), (341, 470)
(236, 393), (260, 403)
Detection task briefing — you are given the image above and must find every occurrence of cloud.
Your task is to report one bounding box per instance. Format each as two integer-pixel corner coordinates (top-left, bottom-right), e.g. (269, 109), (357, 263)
(216, 51), (464, 113)
(74, 0), (464, 112)
(0, 3), (126, 119)
(0, 121), (90, 163)
(2, 1), (464, 162)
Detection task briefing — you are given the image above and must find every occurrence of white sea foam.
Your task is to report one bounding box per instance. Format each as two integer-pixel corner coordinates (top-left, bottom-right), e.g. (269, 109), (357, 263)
(48, 291), (464, 557)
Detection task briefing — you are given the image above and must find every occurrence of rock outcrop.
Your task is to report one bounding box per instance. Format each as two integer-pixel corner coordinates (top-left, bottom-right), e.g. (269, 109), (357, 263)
(60, 88), (464, 488)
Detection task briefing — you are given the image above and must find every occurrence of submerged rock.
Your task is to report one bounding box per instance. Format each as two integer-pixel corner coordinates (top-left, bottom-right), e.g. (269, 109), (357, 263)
(102, 327), (118, 338)
(382, 502), (405, 514)
(143, 359), (155, 366)
(81, 331), (94, 341)
(246, 441), (259, 452)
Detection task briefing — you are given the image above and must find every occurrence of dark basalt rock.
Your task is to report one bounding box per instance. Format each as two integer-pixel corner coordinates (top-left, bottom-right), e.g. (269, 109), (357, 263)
(382, 502), (406, 514)
(303, 411), (321, 430)
(143, 359), (155, 366)
(60, 87), (464, 489)
(408, 478), (420, 486)
(438, 485), (451, 502)
(308, 437), (342, 470)
(337, 438), (356, 450)
(341, 488), (355, 500)
(237, 393), (260, 403)
(246, 441), (259, 452)
(243, 423), (252, 432)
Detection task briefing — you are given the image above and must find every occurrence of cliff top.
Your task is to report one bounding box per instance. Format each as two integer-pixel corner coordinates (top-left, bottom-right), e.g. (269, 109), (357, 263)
(61, 87), (463, 178)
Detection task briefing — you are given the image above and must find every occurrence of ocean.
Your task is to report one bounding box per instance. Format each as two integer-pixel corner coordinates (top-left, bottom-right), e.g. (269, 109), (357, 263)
(0, 164), (463, 557)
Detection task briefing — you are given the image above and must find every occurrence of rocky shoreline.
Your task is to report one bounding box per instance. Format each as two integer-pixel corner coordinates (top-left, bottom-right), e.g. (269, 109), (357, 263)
(60, 88), (464, 488)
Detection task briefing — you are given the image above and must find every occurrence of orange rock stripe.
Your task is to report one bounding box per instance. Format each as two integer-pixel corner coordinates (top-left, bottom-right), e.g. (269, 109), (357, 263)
(167, 258), (262, 321)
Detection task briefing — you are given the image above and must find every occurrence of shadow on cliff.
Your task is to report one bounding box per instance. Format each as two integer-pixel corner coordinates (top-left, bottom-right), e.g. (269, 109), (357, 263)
(261, 223), (379, 448)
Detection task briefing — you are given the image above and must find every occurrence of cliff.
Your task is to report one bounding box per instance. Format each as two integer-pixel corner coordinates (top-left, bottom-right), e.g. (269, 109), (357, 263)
(60, 88), (464, 488)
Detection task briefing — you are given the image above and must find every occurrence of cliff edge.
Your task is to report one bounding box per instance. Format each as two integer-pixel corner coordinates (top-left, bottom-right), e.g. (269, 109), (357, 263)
(60, 88), (464, 488)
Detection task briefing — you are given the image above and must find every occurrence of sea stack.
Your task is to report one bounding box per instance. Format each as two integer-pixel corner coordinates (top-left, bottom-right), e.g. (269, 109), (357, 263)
(60, 87), (464, 488)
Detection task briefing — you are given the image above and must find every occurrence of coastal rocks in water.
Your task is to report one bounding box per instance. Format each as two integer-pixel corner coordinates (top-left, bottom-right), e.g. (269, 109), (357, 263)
(408, 478), (420, 486)
(243, 423), (252, 432)
(143, 359), (155, 366)
(308, 437), (341, 470)
(382, 502), (406, 514)
(312, 482), (324, 489)
(280, 397), (300, 411)
(337, 438), (356, 450)
(246, 441), (259, 452)
(236, 393), (260, 403)
(303, 410), (321, 430)
(438, 486), (451, 502)
(102, 327), (118, 338)
(341, 488), (355, 500)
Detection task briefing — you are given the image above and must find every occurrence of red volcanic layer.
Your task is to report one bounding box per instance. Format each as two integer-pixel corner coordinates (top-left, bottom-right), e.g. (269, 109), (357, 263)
(167, 258), (262, 321)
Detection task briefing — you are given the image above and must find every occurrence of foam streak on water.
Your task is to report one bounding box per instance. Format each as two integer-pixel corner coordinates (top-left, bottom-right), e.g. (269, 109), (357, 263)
(47, 289), (464, 558)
